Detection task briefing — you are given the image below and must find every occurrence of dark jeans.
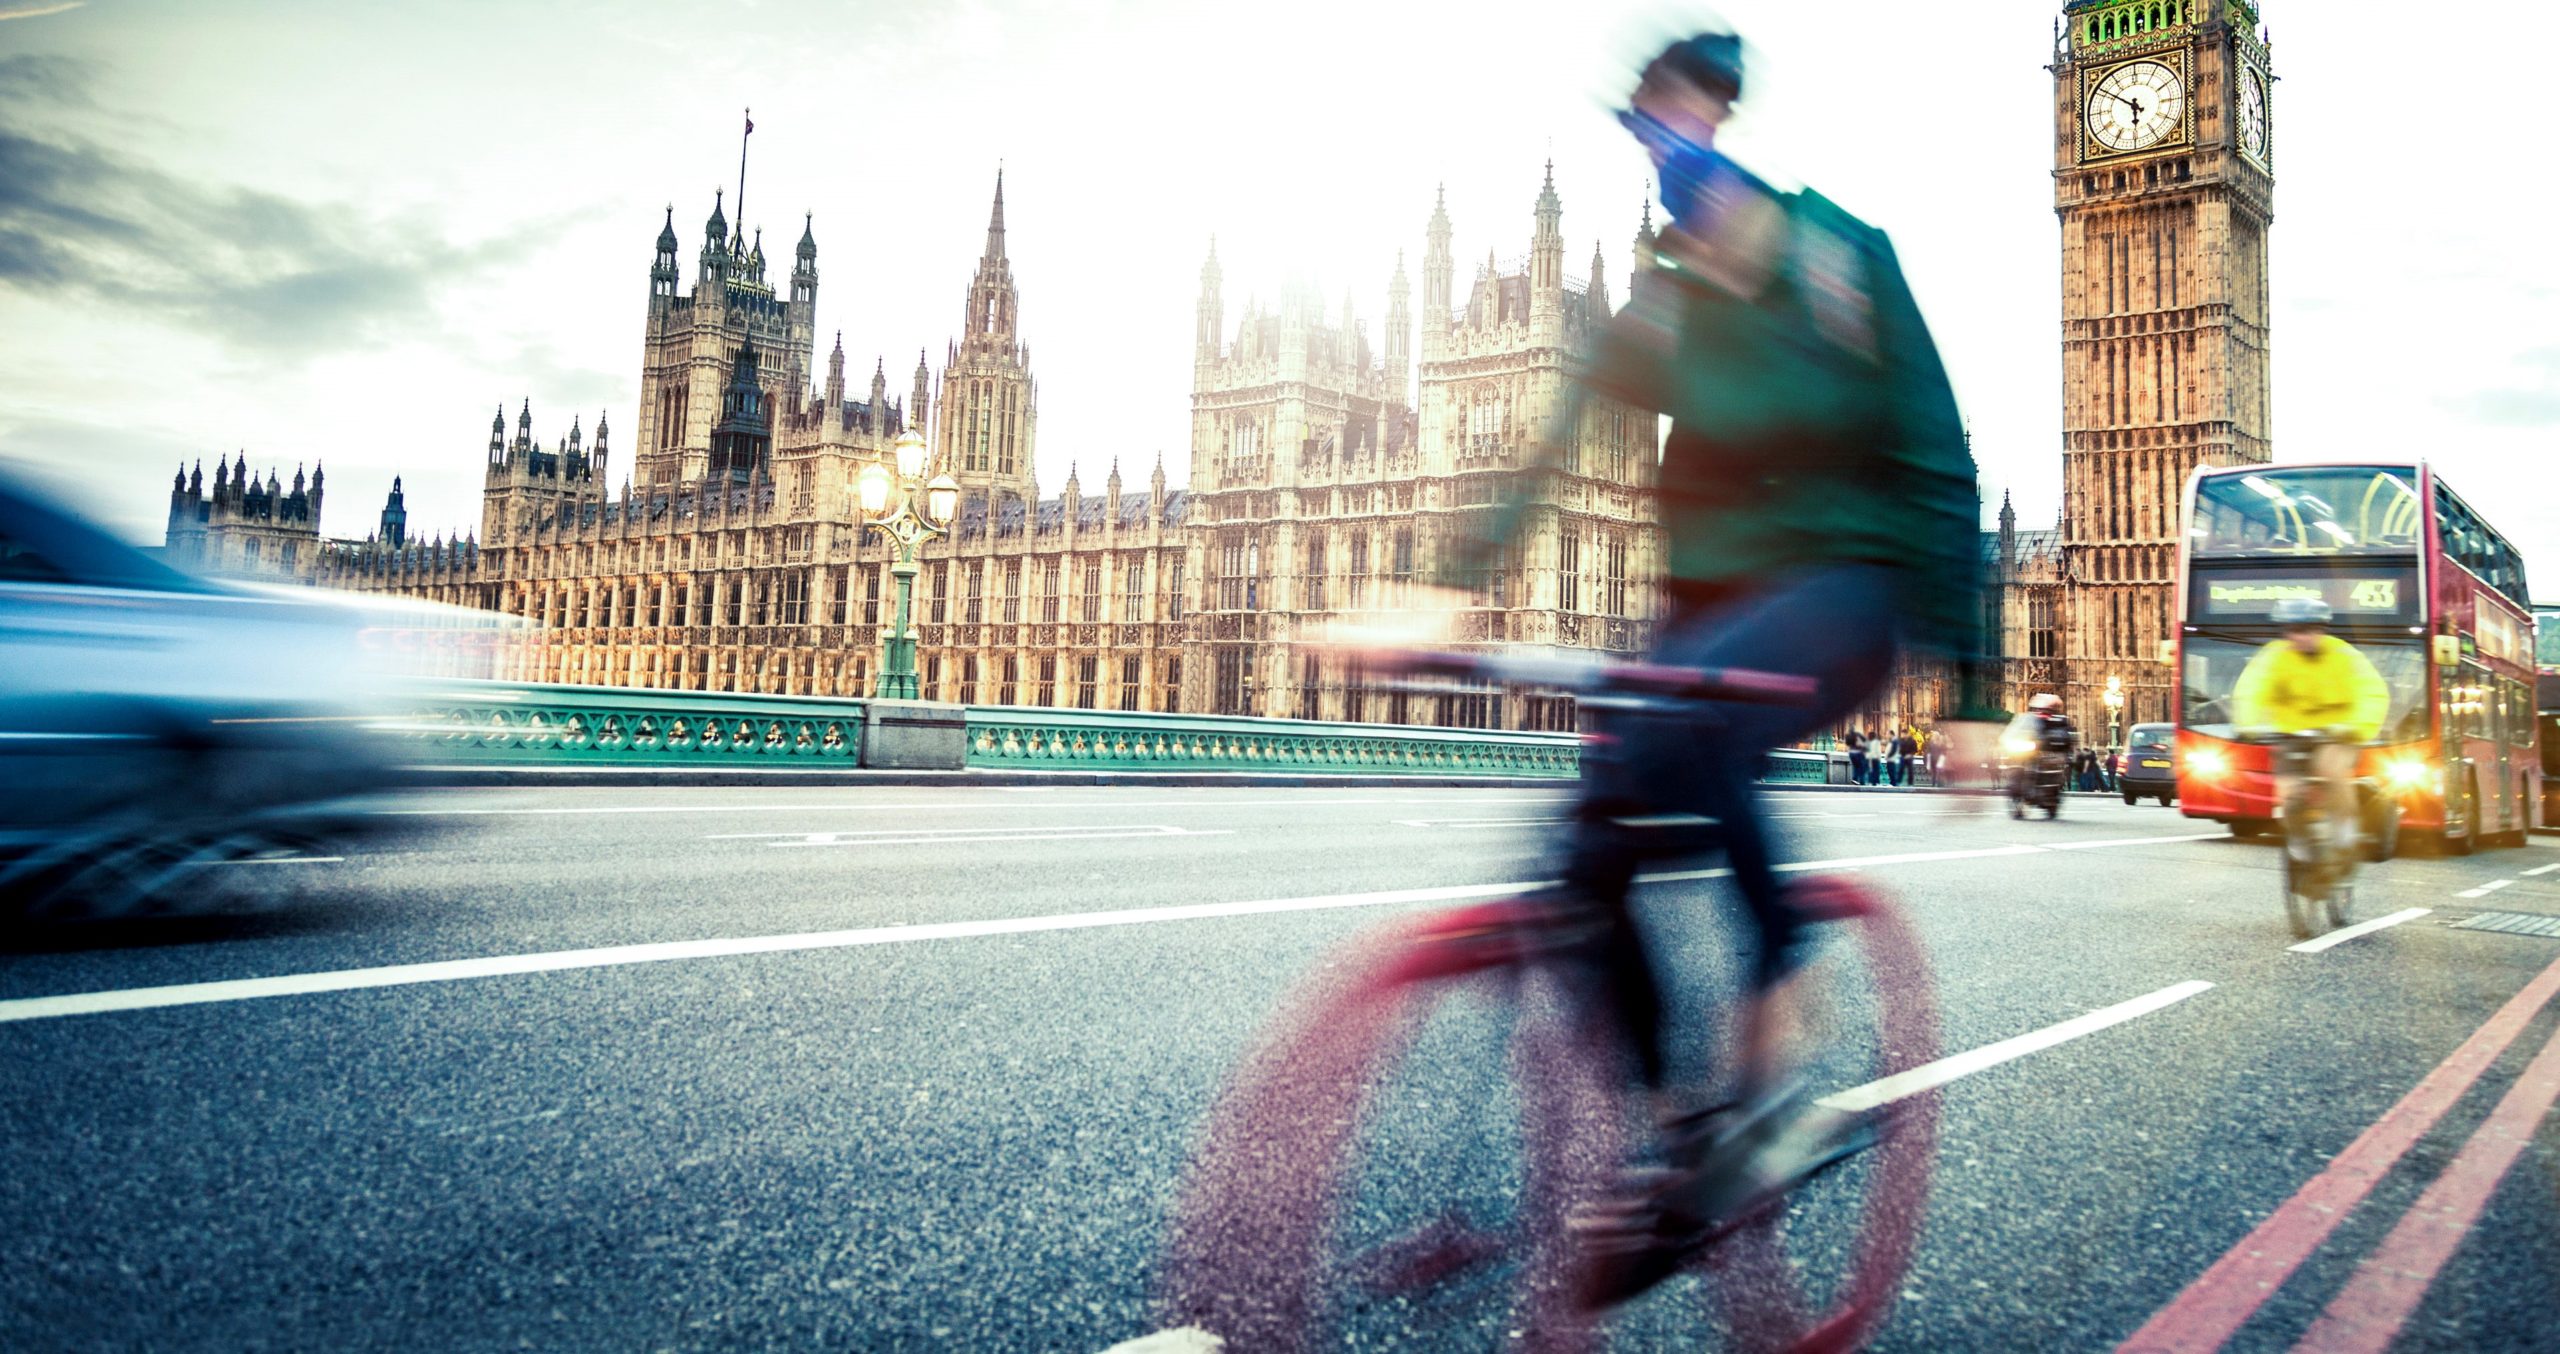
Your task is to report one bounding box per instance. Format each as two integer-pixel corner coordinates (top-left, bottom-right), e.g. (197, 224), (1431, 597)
(1848, 751), (1869, 783)
(1886, 755), (1906, 787)
(1562, 565), (1898, 1090)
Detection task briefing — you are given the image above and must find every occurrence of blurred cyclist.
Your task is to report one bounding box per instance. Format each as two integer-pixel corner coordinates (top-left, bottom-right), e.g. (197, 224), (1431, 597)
(2231, 596), (2390, 847)
(1446, 29), (1990, 1304)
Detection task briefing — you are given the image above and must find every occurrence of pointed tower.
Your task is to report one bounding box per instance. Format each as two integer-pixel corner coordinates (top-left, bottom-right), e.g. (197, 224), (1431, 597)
(1422, 185), (1454, 362)
(870, 356), (889, 422)
(1384, 249), (1411, 400)
(1530, 160), (1565, 338)
(1633, 196), (1658, 298)
(1586, 238), (1612, 320)
(699, 190), (730, 284)
(590, 412), (609, 486)
(651, 206), (680, 300)
(939, 170), (1036, 502)
(790, 211), (818, 333)
(1195, 237), (1224, 361)
(910, 349), (931, 437)
(1998, 488), (2020, 578)
(380, 476), (409, 548)
(824, 333), (846, 408)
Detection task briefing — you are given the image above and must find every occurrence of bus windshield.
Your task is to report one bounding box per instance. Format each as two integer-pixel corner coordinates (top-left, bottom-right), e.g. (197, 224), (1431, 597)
(2180, 633), (2432, 744)
(2191, 467), (2424, 557)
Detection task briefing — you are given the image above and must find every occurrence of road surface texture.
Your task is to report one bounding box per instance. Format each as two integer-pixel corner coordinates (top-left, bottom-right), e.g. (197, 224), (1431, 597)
(3, 785), (2555, 1351)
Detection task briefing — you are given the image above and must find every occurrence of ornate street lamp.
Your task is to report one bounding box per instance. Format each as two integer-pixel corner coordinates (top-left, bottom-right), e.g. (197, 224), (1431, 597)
(855, 427), (959, 700)
(2102, 674), (2126, 751)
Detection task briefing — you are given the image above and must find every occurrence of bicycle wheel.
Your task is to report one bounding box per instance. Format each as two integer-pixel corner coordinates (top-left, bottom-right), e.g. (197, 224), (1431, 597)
(1159, 899), (1627, 1353)
(1684, 877), (1942, 1354)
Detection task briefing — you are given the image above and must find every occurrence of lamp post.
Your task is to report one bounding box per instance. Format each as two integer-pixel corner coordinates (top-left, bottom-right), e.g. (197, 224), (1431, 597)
(2102, 674), (2126, 751)
(856, 428), (959, 700)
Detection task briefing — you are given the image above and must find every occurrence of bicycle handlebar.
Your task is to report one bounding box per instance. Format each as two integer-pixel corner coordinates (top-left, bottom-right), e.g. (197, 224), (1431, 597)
(1342, 645), (1819, 705)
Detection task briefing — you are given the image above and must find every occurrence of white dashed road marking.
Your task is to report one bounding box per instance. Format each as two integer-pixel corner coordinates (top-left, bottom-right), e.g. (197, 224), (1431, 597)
(2290, 908), (2432, 954)
(2520, 862), (2560, 877)
(1818, 980), (2215, 1114)
(0, 831), (2226, 1025)
(2456, 880), (2515, 900)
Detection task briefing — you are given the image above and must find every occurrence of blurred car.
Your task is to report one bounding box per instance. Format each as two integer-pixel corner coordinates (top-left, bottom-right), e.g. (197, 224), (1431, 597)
(0, 470), (422, 921)
(2120, 722), (2176, 806)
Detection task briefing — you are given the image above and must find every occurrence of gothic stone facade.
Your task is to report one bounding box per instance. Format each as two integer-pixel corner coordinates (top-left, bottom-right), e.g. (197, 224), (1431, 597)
(284, 169), (1650, 729)
(1185, 167), (1661, 728)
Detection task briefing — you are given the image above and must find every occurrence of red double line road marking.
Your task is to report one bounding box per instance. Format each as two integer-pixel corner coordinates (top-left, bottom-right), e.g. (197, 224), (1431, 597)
(2293, 1020), (2560, 1352)
(2117, 953), (2560, 1353)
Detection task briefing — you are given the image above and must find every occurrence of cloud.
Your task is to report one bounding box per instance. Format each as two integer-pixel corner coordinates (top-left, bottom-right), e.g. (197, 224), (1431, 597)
(0, 2), (85, 20)
(0, 63), (562, 360)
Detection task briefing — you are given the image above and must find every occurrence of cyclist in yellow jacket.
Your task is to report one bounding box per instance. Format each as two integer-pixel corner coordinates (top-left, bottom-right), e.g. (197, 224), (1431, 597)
(2231, 595), (2391, 843)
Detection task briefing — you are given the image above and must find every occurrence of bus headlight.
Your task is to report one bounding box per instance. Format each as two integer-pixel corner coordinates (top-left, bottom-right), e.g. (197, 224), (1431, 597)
(2187, 747), (2230, 780)
(2384, 758), (2434, 793)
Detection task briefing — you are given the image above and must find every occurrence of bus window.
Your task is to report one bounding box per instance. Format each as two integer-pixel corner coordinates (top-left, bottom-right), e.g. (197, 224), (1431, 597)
(2191, 467), (2423, 556)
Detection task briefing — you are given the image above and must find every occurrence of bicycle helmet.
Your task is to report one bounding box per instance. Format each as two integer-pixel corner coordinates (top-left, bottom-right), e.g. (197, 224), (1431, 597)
(2270, 596), (2333, 627)
(1639, 30), (1746, 103)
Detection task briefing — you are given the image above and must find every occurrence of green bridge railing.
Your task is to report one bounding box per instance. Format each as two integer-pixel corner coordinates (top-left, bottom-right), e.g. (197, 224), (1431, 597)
(391, 680), (1839, 782)
(393, 680), (867, 767)
(963, 706), (1579, 778)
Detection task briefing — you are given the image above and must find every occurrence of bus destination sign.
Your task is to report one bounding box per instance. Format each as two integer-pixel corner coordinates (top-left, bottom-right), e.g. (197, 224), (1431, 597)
(2195, 569), (2418, 623)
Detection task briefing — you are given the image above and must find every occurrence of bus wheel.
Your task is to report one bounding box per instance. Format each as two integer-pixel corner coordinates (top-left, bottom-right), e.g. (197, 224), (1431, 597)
(2491, 778), (2533, 848)
(2440, 785), (2479, 858)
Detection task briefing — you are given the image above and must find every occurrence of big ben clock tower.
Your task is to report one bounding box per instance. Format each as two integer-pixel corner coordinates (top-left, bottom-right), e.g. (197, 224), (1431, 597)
(2052, 1), (2274, 734)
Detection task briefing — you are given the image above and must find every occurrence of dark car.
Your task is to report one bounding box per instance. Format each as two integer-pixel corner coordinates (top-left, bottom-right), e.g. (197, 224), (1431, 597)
(2121, 722), (2177, 806)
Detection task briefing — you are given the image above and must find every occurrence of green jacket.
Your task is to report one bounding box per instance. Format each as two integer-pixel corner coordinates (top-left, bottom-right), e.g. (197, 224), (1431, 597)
(1457, 188), (1984, 666)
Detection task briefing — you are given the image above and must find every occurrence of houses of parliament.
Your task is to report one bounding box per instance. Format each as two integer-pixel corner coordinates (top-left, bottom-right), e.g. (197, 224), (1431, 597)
(160, 1), (2277, 741)
(165, 160), (1662, 730)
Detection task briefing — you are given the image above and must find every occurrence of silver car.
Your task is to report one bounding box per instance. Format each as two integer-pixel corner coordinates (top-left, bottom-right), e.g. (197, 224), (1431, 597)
(1, 471), (412, 921)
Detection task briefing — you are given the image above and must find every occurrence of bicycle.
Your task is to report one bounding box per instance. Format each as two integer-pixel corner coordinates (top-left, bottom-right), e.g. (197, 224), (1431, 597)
(1159, 650), (1943, 1352)
(2252, 729), (2357, 939)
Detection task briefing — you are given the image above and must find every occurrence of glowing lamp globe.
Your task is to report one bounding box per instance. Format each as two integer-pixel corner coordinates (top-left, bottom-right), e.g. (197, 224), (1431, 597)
(856, 462), (893, 516)
(925, 474), (960, 528)
(893, 428), (930, 481)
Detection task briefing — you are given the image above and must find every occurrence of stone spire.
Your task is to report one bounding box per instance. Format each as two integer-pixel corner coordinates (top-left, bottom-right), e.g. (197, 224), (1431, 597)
(983, 168), (1007, 262)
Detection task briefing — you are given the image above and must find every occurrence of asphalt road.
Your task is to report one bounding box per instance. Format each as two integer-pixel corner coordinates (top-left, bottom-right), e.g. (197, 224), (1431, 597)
(3, 785), (2557, 1352)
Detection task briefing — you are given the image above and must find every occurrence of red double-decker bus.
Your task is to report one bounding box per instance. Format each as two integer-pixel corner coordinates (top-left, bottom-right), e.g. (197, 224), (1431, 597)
(2172, 463), (2540, 854)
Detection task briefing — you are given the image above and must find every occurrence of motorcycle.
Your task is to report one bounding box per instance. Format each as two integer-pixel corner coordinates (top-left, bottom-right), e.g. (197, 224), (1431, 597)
(2001, 717), (2074, 821)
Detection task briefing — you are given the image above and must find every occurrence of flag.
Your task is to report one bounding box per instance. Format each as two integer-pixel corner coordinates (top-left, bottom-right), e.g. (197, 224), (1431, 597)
(744, 111), (754, 135)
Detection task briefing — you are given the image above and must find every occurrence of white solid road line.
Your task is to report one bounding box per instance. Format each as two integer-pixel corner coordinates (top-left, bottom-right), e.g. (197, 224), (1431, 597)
(0, 830), (2227, 1026)
(2042, 831), (2230, 851)
(1392, 817), (1571, 829)
(2519, 862), (2560, 877)
(203, 856), (345, 866)
(373, 794), (1575, 818)
(1817, 980), (2216, 1114)
(2289, 907), (2432, 954)
(704, 825), (1230, 848)
(2456, 880), (2515, 900)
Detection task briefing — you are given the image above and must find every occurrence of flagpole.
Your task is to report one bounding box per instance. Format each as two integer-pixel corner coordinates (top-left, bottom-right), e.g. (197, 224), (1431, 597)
(735, 108), (752, 242)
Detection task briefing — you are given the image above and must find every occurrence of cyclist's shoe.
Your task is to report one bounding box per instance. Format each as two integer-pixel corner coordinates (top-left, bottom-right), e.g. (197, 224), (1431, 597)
(1571, 1082), (1878, 1311)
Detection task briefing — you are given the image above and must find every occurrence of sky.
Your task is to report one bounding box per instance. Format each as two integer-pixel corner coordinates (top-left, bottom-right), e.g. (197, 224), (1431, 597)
(2, 0), (2553, 574)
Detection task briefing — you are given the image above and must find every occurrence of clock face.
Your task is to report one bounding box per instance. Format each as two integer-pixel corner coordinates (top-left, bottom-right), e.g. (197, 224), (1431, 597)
(2238, 69), (2268, 159)
(2086, 60), (2188, 153)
